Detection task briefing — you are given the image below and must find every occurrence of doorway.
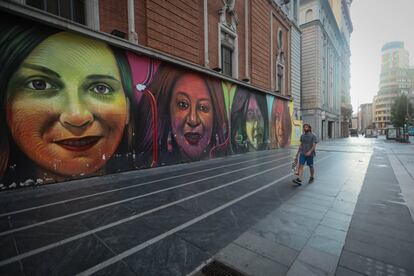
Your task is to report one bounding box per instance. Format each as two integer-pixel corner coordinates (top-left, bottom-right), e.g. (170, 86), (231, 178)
(328, 121), (333, 139)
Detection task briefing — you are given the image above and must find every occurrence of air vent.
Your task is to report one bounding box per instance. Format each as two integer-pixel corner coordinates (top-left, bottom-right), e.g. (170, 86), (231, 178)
(193, 260), (246, 276)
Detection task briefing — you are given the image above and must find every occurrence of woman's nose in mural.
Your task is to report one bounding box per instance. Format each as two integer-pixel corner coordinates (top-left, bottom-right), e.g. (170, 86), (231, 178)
(252, 119), (258, 130)
(59, 95), (93, 131)
(186, 106), (201, 128)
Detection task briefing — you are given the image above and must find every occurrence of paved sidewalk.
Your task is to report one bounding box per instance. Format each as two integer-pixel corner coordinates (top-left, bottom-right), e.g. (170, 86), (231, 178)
(211, 138), (414, 276)
(213, 151), (371, 276)
(336, 150), (414, 276)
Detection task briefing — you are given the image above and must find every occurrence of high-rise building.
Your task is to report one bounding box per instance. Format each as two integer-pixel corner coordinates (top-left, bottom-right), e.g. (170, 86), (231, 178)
(358, 103), (373, 132)
(299, 0), (352, 140)
(373, 42), (414, 132)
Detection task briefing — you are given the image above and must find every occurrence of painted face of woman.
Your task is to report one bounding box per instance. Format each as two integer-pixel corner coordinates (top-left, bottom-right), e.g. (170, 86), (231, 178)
(6, 32), (128, 177)
(245, 96), (264, 149)
(169, 73), (213, 159)
(273, 101), (285, 147)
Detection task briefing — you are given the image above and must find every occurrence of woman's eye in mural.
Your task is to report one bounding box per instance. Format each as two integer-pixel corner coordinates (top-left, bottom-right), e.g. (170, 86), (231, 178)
(247, 110), (256, 121)
(90, 83), (113, 95)
(177, 99), (190, 110)
(198, 103), (210, 113)
(25, 79), (54, 91)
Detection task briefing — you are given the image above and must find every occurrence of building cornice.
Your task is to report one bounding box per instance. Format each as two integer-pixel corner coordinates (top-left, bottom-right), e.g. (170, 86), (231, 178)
(267, 0), (293, 29)
(300, 20), (342, 56)
(341, 0), (353, 33)
(301, 1), (350, 55)
(320, 0), (342, 40)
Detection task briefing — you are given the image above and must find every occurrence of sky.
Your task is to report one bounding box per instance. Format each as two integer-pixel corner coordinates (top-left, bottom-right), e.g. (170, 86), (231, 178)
(349, 0), (414, 113)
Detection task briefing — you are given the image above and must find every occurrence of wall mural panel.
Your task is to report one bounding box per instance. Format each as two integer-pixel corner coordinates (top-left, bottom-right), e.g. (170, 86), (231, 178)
(0, 13), (299, 189)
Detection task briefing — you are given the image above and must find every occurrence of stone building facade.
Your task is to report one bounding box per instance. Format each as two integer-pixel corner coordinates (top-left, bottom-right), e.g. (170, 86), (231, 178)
(299, 0), (352, 140)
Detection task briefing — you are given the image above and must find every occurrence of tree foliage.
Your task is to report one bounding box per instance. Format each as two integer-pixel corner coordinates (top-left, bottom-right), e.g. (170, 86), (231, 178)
(341, 104), (353, 121)
(390, 94), (413, 127)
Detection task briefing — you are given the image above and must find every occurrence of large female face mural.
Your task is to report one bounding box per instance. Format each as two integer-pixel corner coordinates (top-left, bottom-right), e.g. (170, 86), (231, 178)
(246, 95), (264, 149)
(5, 32), (129, 177)
(231, 88), (268, 153)
(271, 99), (292, 148)
(169, 73), (213, 159)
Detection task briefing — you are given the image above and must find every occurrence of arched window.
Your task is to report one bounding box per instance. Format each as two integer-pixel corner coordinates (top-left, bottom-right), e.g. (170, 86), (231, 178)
(278, 30), (283, 49)
(305, 9), (313, 21)
(276, 30), (285, 94)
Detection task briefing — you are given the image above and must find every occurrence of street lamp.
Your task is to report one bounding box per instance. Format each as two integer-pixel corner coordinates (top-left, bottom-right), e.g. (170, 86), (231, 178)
(403, 91), (410, 142)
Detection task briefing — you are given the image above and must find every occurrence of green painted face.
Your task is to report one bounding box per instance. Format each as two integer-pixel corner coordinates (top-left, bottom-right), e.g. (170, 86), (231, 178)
(6, 32), (129, 177)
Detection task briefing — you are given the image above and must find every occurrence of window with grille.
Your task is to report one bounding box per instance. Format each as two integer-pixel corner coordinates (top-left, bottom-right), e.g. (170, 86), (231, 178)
(221, 45), (233, 77)
(26, 0), (85, 24)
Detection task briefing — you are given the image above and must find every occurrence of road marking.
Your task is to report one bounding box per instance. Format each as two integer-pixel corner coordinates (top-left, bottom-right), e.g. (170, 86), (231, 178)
(77, 155), (332, 276)
(0, 157), (297, 267)
(0, 155), (291, 237)
(0, 151), (288, 218)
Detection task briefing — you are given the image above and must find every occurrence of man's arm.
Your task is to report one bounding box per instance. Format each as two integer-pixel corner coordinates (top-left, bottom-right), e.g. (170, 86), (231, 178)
(296, 143), (302, 158)
(305, 135), (317, 156)
(306, 142), (316, 156)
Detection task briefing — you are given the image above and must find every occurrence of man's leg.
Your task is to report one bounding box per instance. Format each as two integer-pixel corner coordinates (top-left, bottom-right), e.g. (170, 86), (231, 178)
(293, 154), (305, 185)
(308, 156), (315, 183)
(297, 164), (304, 180)
(310, 166), (314, 177)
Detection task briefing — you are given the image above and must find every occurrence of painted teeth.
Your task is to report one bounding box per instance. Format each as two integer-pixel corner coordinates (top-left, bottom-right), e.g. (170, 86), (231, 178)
(60, 137), (97, 146)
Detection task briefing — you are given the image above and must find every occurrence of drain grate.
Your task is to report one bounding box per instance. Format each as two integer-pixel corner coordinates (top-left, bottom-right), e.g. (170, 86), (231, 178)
(195, 260), (246, 276)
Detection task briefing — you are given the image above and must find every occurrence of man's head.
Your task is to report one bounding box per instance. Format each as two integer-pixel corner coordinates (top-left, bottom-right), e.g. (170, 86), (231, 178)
(303, 124), (312, 133)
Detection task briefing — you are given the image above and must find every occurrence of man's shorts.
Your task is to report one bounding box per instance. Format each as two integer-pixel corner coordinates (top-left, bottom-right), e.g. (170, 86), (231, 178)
(299, 153), (314, 167)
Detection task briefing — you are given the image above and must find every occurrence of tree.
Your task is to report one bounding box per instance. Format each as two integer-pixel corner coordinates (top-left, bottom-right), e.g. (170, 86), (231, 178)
(340, 104), (353, 137)
(390, 94), (413, 127)
(341, 105), (353, 121)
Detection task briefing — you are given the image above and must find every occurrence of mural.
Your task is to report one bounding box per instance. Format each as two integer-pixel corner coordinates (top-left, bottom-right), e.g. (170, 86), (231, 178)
(290, 101), (303, 146)
(231, 87), (269, 153)
(0, 13), (295, 189)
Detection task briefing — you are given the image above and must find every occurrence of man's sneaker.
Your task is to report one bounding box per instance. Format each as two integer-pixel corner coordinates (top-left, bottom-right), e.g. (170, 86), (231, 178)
(309, 177), (314, 183)
(292, 178), (302, 186)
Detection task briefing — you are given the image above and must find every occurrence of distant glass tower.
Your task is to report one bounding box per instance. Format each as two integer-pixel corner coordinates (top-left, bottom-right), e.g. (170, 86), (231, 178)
(373, 41), (413, 132)
(381, 41), (409, 72)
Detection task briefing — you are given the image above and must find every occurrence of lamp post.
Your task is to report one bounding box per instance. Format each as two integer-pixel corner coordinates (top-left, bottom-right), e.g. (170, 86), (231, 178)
(403, 91), (409, 142)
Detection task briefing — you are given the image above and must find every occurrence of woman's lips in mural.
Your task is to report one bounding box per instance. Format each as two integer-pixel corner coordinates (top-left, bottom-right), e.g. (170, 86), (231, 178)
(184, 132), (202, 145)
(54, 136), (102, 151)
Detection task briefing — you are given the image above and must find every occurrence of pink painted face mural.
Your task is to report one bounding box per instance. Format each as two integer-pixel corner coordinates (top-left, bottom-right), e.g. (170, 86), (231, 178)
(169, 73), (214, 159)
(271, 99), (292, 148)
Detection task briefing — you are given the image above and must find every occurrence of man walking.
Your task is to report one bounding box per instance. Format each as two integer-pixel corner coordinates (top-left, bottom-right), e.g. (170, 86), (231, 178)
(293, 124), (317, 185)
